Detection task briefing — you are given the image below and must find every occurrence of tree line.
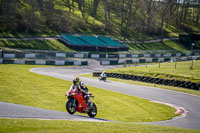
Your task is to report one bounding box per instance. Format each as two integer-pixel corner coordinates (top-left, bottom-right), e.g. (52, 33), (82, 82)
(0, 0), (199, 41)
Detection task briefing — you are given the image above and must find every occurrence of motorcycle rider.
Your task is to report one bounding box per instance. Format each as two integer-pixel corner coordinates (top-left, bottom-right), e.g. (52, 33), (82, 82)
(70, 77), (90, 105)
(100, 71), (106, 81)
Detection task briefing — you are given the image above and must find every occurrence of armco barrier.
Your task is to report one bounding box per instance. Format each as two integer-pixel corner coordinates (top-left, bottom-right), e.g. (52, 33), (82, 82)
(1, 49), (200, 59)
(25, 60), (35, 65)
(3, 59), (14, 64)
(0, 59), (88, 66)
(93, 72), (200, 91)
(0, 50), (2, 58)
(0, 58), (3, 63)
(46, 61), (55, 65)
(100, 56), (200, 65)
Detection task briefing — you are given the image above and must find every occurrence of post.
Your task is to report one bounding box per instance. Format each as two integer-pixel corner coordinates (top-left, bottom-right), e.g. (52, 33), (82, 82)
(124, 60), (126, 67)
(0, 49), (2, 58)
(190, 59), (194, 70)
(175, 60), (177, 69)
(191, 43), (195, 55)
(159, 60), (160, 68)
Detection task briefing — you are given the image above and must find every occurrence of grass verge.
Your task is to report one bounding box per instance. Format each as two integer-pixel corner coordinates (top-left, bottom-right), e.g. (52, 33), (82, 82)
(106, 60), (200, 83)
(80, 60), (200, 96)
(80, 73), (200, 96)
(0, 39), (75, 52)
(0, 64), (178, 122)
(0, 119), (199, 133)
(128, 40), (191, 53)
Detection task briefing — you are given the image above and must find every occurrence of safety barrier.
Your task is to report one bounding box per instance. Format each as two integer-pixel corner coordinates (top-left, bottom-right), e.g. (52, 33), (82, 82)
(1, 49), (200, 59)
(93, 72), (200, 91)
(0, 59), (88, 66)
(100, 56), (200, 65)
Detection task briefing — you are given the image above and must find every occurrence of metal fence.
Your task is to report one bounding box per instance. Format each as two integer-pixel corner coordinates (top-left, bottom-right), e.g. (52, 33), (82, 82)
(1, 48), (200, 60)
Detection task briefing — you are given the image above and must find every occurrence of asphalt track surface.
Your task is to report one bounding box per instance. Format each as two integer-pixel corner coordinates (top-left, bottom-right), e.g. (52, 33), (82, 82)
(1, 60), (200, 130)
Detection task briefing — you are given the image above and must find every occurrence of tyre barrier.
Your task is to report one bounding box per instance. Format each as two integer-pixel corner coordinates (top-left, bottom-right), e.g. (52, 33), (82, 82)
(93, 72), (200, 91)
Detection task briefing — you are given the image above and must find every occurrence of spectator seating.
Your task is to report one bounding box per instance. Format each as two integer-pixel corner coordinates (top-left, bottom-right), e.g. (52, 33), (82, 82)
(98, 37), (124, 47)
(61, 34), (87, 46)
(79, 36), (107, 46)
(60, 34), (128, 51)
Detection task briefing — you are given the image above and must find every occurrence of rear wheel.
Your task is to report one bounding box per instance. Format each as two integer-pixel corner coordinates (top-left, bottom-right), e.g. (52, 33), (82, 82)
(66, 98), (77, 114)
(88, 103), (97, 117)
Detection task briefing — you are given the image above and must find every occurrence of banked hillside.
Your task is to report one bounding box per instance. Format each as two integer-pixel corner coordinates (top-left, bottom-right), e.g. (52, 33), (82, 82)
(0, 0), (200, 41)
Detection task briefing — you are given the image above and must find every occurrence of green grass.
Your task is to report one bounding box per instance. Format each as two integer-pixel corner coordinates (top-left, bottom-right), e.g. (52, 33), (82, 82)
(0, 38), (196, 54)
(128, 40), (192, 53)
(0, 64), (199, 132)
(106, 60), (200, 83)
(80, 73), (200, 96)
(1, 119), (200, 133)
(80, 60), (200, 96)
(0, 30), (59, 38)
(0, 39), (75, 52)
(0, 64), (178, 122)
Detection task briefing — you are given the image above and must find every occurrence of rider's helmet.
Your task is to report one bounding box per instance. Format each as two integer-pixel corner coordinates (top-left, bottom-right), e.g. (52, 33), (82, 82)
(73, 77), (80, 86)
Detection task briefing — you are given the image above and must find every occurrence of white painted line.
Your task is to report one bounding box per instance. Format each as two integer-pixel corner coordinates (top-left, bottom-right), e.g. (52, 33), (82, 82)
(146, 58), (152, 63)
(74, 61), (81, 65)
(36, 60), (46, 65)
(4, 54), (15, 58)
(25, 54), (35, 58)
(74, 54), (84, 58)
(144, 54), (150, 57)
(155, 54), (161, 57)
(14, 60), (25, 64)
(55, 60), (65, 65)
(101, 61), (110, 65)
(119, 54), (126, 58)
(132, 54), (138, 58)
(56, 53), (66, 57)
(91, 54), (99, 58)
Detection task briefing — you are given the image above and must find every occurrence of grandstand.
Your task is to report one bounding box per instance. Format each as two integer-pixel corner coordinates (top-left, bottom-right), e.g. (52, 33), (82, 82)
(59, 34), (128, 52)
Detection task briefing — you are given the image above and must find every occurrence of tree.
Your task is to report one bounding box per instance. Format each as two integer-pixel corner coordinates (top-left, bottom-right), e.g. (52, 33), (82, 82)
(92, 0), (100, 20)
(77, 0), (85, 17)
(103, 0), (111, 30)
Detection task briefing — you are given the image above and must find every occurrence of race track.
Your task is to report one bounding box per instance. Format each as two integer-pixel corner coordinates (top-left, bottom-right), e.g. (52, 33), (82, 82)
(1, 60), (200, 130)
(0, 102), (108, 122)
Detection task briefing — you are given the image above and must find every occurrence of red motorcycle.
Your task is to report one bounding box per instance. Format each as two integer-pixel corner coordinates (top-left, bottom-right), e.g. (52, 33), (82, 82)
(65, 87), (97, 117)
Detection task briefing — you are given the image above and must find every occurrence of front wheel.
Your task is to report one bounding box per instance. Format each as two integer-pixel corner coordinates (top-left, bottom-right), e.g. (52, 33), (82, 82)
(88, 103), (97, 117)
(66, 98), (77, 114)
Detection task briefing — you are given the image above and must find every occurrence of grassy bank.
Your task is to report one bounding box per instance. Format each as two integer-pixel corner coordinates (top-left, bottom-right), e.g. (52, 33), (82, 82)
(81, 73), (200, 96)
(1, 38), (197, 53)
(128, 40), (192, 53)
(80, 60), (200, 96)
(0, 64), (177, 122)
(0, 30), (59, 38)
(106, 60), (200, 83)
(0, 39), (74, 52)
(0, 119), (199, 133)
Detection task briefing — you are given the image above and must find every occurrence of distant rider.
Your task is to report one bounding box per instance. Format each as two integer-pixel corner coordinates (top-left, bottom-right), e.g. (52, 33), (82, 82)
(100, 71), (106, 81)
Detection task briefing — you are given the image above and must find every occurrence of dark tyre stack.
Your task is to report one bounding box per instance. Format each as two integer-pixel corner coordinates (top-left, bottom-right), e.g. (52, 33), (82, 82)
(93, 72), (200, 91)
